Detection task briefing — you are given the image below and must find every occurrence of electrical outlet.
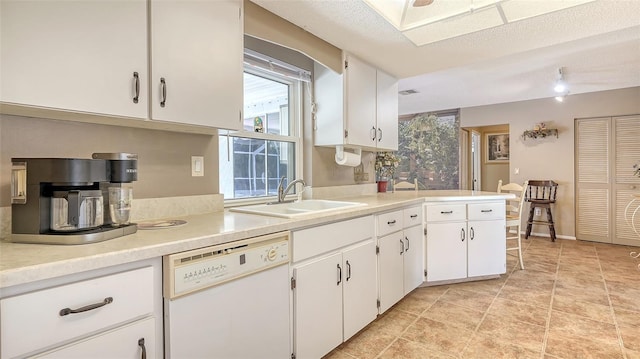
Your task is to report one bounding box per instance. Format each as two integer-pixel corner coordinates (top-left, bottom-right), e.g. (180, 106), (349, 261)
(535, 208), (541, 216)
(354, 163), (368, 182)
(191, 156), (204, 177)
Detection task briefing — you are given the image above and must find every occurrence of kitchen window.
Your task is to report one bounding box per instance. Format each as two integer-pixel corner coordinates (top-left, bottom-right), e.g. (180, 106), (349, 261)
(219, 61), (305, 202)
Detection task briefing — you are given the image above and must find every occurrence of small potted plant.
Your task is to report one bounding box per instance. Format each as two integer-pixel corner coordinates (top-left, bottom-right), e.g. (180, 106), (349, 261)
(375, 152), (399, 193)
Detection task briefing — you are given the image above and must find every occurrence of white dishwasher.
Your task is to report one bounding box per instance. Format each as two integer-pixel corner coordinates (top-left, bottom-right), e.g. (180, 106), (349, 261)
(163, 232), (290, 359)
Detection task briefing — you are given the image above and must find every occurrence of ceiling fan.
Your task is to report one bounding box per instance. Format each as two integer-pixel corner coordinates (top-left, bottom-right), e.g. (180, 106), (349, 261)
(412, 0), (434, 7)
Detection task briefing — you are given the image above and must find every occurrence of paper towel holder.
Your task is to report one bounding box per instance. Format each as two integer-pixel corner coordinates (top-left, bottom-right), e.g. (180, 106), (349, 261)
(335, 146), (362, 167)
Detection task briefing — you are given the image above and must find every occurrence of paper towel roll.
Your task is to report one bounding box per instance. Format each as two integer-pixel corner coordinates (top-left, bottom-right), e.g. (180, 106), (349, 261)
(335, 150), (361, 167)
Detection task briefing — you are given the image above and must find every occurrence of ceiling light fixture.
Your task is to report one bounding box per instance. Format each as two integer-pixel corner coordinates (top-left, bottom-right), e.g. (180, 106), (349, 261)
(554, 67), (569, 102)
(412, 0), (434, 7)
(554, 67), (567, 93)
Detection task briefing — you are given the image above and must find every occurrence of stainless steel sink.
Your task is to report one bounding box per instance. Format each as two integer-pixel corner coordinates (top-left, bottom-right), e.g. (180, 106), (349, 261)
(229, 199), (366, 218)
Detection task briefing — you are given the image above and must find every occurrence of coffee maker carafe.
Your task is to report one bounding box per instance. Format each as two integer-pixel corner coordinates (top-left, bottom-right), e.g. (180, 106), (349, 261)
(10, 153), (138, 245)
(50, 189), (104, 231)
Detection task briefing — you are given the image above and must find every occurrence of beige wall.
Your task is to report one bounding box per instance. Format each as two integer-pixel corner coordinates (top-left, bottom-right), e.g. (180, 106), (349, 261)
(460, 86), (640, 238)
(465, 124), (510, 192)
(0, 115), (218, 206)
(244, 0), (342, 74)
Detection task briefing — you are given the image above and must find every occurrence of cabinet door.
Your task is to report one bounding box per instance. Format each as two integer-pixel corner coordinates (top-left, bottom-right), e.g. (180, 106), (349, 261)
(293, 253), (343, 359)
(378, 231), (405, 313)
(150, 0), (243, 129)
(1, 0), (148, 118)
(35, 317), (155, 359)
(376, 70), (399, 151)
(342, 240), (378, 341)
(403, 225), (424, 295)
(467, 219), (506, 277)
(345, 55), (377, 148)
(425, 222), (467, 282)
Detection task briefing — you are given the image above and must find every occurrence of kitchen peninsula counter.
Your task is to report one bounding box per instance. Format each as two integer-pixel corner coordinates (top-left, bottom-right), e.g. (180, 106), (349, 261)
(0, 190), (513, 289)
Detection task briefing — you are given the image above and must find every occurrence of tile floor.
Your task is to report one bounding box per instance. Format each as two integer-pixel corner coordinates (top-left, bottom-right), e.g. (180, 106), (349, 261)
(325, 236), (640, 359)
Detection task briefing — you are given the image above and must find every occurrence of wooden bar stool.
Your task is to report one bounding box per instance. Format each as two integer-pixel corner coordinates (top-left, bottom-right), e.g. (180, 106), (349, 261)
(525, 180), (558, 241)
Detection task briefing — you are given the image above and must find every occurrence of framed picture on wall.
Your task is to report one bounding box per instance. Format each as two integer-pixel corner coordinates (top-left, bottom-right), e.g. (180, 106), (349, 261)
(485, 132), (510, 163)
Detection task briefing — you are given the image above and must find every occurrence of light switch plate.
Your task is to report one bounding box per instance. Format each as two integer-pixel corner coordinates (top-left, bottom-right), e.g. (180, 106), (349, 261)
(191, 156), (204, 177)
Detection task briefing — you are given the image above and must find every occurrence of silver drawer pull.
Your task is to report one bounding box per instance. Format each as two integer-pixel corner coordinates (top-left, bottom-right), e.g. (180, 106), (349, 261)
(387, 219), (397, 225)
(410, 214), (418, 218)
(481, 209), (493, 213)
(132, 72), (140, 104)
(138, 338), (147, 359)
(440, 211), (453, 214)
(59, 297), (113, 316)
(160, 77), (167, 107)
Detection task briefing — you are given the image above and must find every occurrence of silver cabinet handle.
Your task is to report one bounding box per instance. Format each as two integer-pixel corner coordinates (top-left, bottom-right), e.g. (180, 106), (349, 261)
(470, 227), (475, 240)
(400, 239), (404, 254)
(138, 338), (147, 359)
(378, 128), (383, 142)
(346, 260), (351, 281)
(371, 126), (377, 141)
(59, 297), (113, 316)
(160, 78), (167, 107)
(461, 228), (465, 242)
(132, 72), (140, 104)
(481, 209), (493, 213)
(405, 236), (410, 251)
(387, 219), (397, 225)
(441, 211), (453, 214)
(410, 214), (418, 218)
(337, 264), (342, 286)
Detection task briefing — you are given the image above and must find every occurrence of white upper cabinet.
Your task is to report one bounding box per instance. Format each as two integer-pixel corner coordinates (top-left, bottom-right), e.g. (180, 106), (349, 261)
(344, 55), (378, 148)
(376, 69), (399, 150)
(1, 0), (244, 131)
(150, 0), (243, 130)
(314, 54), (399, 151)
(0, 0), (149, 119)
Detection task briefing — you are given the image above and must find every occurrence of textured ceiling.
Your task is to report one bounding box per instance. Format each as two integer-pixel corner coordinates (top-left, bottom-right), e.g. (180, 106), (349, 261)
(251, 0), (640, 115)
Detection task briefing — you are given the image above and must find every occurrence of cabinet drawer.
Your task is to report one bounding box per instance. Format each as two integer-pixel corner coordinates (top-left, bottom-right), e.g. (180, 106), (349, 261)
(34, 317), (156, 359)
(377, 210), (403, 237)
(1, 266), (154, 359)
(468, 202), (505, 221)
(292, 216), (374, 263)
(424, 204), (466, 222)
(403, 206), (422, 228)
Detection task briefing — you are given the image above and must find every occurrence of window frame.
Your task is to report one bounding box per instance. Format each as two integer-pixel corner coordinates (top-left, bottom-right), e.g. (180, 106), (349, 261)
(220, 65), (304, 206)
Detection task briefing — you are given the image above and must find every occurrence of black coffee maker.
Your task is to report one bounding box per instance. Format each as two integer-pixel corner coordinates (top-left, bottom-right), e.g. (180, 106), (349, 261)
(10, 153), (138, 244)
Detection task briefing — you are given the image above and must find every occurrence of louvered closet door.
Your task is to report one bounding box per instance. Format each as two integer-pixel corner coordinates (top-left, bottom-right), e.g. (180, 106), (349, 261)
(576, 116), (640, 246)
(576, 118), (611, 243)
(613, 116), (640, 246)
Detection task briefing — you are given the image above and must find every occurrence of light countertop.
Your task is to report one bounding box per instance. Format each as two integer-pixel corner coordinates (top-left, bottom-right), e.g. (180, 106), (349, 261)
(0, 190), (512, 289)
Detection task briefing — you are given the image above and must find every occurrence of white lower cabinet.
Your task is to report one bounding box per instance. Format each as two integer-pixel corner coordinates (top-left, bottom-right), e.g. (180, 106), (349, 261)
(467, 220), (506, 277)
(0, 259), (162, 359)
(34, 317), (155, 359)
(343, 241), (378, 340)
(425, 221), (469, 282)
(403, 225), (425, 292)
(291, 216), (377, 359)
(425, 201), (506, 282)
(377, 206), (424, 313)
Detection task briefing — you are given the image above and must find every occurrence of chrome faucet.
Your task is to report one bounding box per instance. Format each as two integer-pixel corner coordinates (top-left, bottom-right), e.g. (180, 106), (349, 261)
(277, 176), (306, 203)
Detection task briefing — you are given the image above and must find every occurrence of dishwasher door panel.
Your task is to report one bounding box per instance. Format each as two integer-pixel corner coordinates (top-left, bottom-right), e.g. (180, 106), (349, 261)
(164, 264), (290, 359)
